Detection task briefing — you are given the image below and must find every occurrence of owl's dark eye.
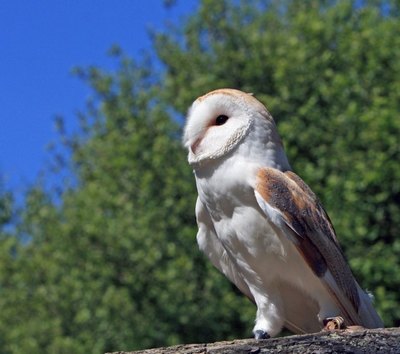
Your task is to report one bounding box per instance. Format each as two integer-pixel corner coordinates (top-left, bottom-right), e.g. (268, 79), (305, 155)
(215, 115), (229, 126)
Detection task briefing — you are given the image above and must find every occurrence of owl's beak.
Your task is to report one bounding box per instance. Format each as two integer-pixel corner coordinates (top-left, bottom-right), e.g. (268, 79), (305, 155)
(190, 138), (202, 154)
(187, 143), (200, 165)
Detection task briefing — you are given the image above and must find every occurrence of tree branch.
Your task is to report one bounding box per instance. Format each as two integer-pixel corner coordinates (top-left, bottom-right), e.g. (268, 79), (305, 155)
(107, 327), (400, 354)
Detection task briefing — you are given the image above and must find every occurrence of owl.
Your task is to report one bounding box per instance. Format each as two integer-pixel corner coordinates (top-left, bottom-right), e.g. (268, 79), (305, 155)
(183, 88), (383, 339)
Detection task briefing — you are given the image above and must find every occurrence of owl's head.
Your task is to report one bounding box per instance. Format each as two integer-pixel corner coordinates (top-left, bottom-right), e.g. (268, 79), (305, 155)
(183, 88), (284, 167)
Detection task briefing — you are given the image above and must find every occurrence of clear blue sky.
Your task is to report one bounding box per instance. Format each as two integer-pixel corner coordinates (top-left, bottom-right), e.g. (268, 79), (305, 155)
(0, 1), (197, 195)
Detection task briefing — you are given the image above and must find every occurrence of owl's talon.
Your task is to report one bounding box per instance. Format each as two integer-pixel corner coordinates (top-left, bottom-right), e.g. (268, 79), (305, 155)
(253, 329), (270, 340)
(323, 316), (346, 330)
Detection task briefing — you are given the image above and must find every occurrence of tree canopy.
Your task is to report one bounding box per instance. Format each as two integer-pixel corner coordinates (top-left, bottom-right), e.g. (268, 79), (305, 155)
(0, 1), (399, 353)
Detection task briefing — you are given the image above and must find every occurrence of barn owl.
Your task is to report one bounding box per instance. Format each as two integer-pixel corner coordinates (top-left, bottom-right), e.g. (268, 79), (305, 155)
(183, 88), (383, 339)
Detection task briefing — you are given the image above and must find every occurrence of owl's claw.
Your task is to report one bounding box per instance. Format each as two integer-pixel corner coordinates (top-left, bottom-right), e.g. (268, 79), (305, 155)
(323, 316), (346, 330)
(253, 329), (270, 340)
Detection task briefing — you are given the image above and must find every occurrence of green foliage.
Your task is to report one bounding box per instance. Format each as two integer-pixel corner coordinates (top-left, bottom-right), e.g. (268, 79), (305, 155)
(0, 1), (399, 353)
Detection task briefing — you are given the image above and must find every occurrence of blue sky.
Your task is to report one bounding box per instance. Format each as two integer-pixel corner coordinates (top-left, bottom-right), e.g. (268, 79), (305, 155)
(0, 1), (197, 195)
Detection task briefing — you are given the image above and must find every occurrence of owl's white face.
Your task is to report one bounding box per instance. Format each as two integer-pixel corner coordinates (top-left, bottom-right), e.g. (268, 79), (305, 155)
(183, 89), (264, 165)
(184, 88), (291, 172)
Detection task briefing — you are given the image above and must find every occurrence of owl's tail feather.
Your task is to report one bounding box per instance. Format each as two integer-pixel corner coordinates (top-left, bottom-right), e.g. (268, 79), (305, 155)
(284, 319), (307, 334)
(357, 284), (384, 329)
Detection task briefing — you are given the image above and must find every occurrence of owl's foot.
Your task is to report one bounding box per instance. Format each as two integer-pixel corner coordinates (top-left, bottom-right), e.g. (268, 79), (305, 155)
(253, 329), (270, 340)
(323, 316), (346, 331)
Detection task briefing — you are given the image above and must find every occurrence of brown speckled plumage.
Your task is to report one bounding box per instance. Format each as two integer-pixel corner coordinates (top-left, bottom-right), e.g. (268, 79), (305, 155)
(256, 168), (360, 312)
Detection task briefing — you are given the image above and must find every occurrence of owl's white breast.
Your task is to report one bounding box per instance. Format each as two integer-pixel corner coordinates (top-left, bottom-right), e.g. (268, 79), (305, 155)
(194, 143), (288, 278)
(193, 141), (335, 321)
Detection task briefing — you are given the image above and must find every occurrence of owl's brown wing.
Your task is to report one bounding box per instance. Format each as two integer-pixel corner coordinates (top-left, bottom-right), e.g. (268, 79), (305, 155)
(255, 167), (362, 325)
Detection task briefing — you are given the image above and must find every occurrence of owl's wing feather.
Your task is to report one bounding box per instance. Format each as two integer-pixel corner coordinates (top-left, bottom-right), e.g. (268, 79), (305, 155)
(195, 197), (255, 302)
(254, 167), (362, 325)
